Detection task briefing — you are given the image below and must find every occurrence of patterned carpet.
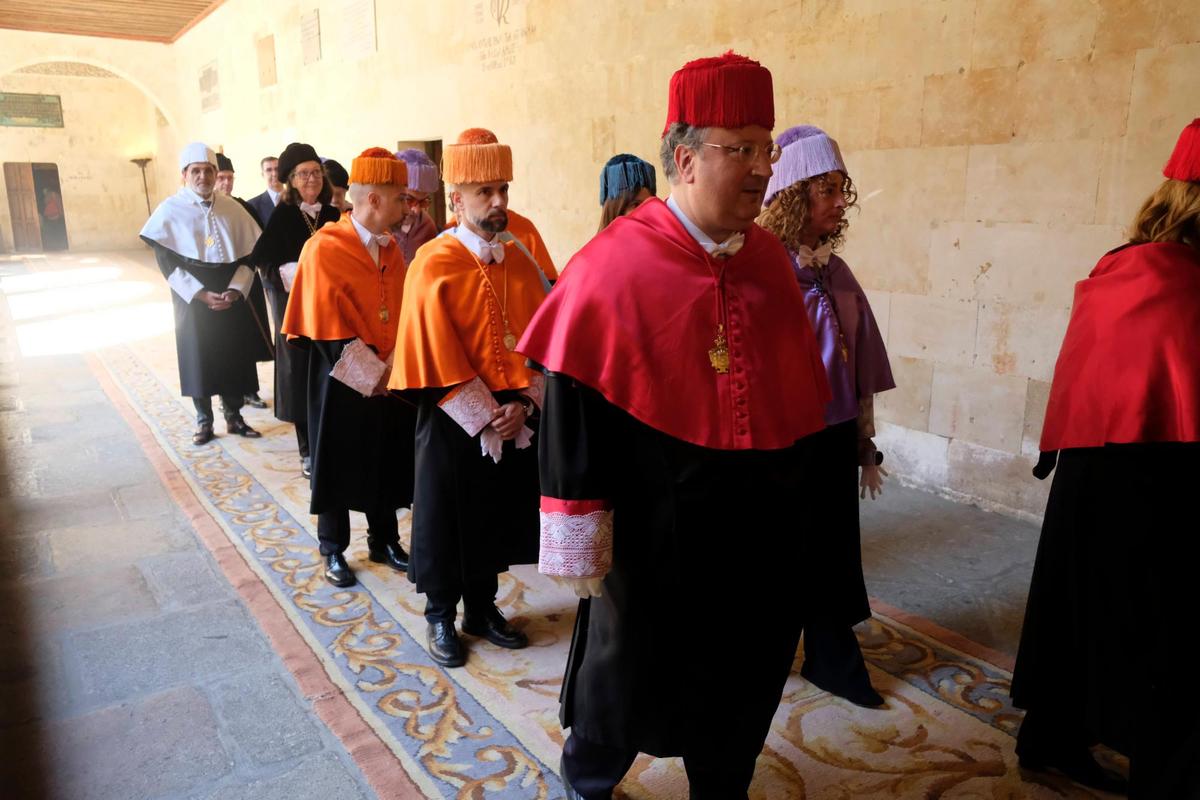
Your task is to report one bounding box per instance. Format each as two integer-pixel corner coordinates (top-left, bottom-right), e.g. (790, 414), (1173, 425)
(91, 324), (1117, 799)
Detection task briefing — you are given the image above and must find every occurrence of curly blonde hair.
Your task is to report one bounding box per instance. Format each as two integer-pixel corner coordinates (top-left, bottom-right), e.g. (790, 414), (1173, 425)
(757, 172), (858, 253)
(1129, 178), (1200, 247)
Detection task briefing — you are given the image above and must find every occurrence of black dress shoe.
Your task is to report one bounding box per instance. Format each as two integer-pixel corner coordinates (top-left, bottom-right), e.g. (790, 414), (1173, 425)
(301, 455), (312, 479)
(244, 393), (268, 409)
(367, 540), (408, 572)
(225, 417), (262, 438)
(1018, 750), (1128, 794)
(323, 552), (356, 587)
(462, 606), (528, 649)
(192, 422), (215, 445)
(426, 621), (465, 667)
(801, 665), (886, 708)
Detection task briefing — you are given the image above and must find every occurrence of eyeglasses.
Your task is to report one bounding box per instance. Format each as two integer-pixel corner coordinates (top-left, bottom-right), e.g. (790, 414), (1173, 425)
(402, 195), (432, 209)
(699, 141), (782, 164)
(292, 169), (323, 181)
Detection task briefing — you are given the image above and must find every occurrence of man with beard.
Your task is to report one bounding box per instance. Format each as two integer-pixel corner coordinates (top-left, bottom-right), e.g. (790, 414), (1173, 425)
(215, 151), (271, 410)
(140, 142), (273, 445)
(518, 53), (832, 797)
(390, 128), (549, 668)
(248, 155), (284, 226)
(281, 148), (415, 588)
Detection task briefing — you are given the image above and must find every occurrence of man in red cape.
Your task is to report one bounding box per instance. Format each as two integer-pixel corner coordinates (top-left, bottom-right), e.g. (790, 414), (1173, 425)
(1011, 119), (1200, 796)
(518, 53), (831, 798)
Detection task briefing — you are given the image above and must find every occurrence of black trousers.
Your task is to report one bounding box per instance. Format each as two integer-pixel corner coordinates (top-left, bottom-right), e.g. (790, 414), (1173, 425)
(561, 732), (757, 799)
(424, 572), (499, 624)
(801, 621), (874, 693)
(295, 421), (309, 459)
(193, 396), (243, 424)
(316, 507), (398, 556)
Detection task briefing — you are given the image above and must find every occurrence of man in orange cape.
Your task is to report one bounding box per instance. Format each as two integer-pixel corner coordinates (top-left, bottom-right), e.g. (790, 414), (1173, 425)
(389, 128), (547, 668)
(281, 148), (415, 588)
(517, 53), (832, 797)
(446, 206), (557, 285)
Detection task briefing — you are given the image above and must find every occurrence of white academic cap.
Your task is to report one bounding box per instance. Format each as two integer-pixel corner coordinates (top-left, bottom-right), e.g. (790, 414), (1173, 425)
(178, 141), (217, 171)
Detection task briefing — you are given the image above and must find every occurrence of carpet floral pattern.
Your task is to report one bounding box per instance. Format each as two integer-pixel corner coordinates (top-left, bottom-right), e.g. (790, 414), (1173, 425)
(95, 337), (1109, 799)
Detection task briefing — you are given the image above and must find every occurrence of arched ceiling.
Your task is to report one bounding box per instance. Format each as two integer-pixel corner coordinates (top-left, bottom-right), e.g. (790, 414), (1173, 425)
(0, 1), (224, 43)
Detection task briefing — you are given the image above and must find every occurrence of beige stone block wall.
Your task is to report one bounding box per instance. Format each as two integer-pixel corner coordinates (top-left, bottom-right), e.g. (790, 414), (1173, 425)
(0, 0), (1195, 518)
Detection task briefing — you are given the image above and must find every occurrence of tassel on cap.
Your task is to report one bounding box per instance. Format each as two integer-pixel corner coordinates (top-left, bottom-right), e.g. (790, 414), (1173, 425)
(662, 51), (774, 135)
(1164, 118), (1200, 182)
(599, 154), (657, 205)
(441, 128), (514, 185)
(349, 147), (408, 186)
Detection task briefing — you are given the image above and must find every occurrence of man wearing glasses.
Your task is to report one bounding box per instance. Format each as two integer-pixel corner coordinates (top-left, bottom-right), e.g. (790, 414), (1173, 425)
(519, 53), (832, 798)
(392, 149), (441, 263)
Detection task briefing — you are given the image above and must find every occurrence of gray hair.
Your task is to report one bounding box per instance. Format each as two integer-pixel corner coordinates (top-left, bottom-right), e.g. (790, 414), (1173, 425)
(659, 123), (708, 184)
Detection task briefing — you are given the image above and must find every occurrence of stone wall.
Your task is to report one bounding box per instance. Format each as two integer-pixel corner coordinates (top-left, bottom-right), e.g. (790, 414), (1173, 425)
(1, 0), (1197, 517)
(0, 70), (163, 251)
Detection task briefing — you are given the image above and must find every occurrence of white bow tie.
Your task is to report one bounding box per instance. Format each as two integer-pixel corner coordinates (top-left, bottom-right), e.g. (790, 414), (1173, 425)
(300, 201), (322, 218)
(708, 232), (745, 259)
(795, 242), (833, 268)
(372, 232), (394, 248)
(478, 238), (505, 264)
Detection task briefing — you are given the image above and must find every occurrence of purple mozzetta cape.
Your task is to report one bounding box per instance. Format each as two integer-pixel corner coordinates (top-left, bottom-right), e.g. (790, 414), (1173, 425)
(792, 252), (895, 425)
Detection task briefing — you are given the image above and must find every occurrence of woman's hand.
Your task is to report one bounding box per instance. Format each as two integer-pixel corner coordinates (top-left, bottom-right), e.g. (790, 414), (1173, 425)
(860, 463), (889, 500)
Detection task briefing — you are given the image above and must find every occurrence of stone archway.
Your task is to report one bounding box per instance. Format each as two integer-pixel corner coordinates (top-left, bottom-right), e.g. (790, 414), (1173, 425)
(0, 58), (181, 252)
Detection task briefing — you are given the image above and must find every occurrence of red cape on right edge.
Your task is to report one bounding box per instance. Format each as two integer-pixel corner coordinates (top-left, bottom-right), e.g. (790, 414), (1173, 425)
(1040, 240), (1200, 451)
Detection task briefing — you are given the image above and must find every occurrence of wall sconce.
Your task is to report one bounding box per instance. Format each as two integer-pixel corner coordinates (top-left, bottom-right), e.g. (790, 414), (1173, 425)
(130, 157), (153, 215)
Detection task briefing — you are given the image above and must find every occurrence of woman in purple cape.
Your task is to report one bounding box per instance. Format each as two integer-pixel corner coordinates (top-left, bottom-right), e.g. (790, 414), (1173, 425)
(758, 125), (896, 707)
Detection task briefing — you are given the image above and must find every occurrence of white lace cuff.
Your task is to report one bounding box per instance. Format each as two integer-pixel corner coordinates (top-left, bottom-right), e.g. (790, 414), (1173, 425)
(329, 338), (387, 397)
(538, 498), (614, 579)
(520, 372), (545, 410)
(439, 376), (500, 437)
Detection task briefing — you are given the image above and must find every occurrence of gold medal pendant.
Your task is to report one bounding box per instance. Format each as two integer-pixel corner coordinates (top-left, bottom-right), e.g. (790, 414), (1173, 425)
(204, 235), (214, 247)
(503, 331), (517, 350)
(708, 324), (730, 374)
(379, 306), (389, 323)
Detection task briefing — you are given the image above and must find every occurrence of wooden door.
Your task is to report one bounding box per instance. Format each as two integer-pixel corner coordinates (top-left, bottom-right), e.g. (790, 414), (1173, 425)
(4, 162), (42, 252)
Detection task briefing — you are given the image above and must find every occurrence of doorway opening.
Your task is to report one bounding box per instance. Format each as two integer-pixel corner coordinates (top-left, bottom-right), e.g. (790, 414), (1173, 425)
(4, 162), (68, 252)
(396, 139), (445, 230)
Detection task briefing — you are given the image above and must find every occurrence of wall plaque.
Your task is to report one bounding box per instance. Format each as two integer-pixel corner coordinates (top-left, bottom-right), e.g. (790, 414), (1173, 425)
(0, 93), (64, 128)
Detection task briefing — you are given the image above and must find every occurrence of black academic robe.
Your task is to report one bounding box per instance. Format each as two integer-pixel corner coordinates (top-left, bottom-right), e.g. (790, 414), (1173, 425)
(251, 203), (340, 423)
(541, 373), (818, 760)
(406, 387), (540, 595)
(1012, 442), (1200, 797)
(803, 418), (872, 626)
(302, 338), (415, 515)
(143, 239), (273, 399)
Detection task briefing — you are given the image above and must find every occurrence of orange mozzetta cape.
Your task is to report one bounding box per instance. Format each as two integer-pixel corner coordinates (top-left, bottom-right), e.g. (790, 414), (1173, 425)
(281, 215), (405, 358)
(389, 232), (547, 391)
(444, 209), (558, 280)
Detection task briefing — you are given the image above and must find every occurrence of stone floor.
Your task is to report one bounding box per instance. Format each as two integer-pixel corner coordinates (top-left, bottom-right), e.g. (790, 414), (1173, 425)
(0, 251), (1043, 799)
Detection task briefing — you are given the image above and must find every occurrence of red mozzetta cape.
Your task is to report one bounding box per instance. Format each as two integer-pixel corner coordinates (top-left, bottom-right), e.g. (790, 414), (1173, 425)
(1040, 241), (1200, 451)
(517, 197), (831, 451)
(281, 215), (405, 359)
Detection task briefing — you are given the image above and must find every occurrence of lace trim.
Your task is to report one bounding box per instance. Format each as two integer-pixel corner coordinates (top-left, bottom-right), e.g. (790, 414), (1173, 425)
(329, 338), (387, 397)
(538, 508), (614, 578)
(439, 376), (499, 437)
(521, 372), (545, 410)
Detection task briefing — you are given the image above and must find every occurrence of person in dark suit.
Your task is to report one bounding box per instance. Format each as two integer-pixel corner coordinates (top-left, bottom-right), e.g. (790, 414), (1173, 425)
(247, 156), (283, 227)
(216, 152), (271, 409)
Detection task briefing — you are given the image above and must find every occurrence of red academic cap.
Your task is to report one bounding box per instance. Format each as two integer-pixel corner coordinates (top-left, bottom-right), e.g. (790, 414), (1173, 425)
(1163, 118), (1200, 182)
(662, 51), (774, 135)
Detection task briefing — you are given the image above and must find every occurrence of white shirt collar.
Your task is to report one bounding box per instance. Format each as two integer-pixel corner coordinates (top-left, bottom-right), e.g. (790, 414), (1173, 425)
(450, 222), (497, 255)
(349, 213), (376, 250)
(666, 194), (746, 257)
(267, 187), (281, 205)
